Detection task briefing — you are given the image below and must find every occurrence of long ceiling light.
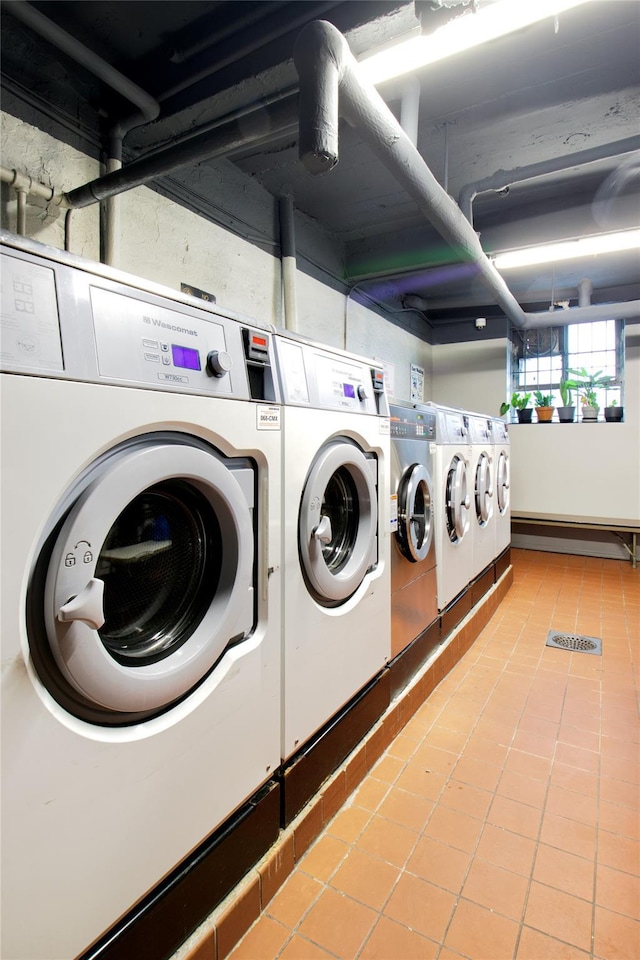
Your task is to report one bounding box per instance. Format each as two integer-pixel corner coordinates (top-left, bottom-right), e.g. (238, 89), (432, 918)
(492, 229), (640, 270)
(358, 0), (591, 85)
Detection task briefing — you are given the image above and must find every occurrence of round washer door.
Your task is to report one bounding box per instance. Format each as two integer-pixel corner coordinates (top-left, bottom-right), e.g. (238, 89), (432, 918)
(445, 455), (470, 543)
(396, 463), (433, 562)
(496, 451), (510, 515)
(42, 439), (255, 716)
(299, 439), (378, 606)
(474, 452), (493, 525)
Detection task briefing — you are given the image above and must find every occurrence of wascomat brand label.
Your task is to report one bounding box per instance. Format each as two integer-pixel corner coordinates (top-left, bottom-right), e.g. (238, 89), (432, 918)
(256, 405), (281, 430)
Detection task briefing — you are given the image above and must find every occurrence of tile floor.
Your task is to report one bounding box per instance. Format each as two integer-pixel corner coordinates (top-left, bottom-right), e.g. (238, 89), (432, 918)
(228, 550), (639, 960)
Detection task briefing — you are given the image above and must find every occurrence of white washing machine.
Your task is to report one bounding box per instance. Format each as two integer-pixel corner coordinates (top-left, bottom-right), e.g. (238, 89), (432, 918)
(429, 404), (473, 611)
(274, 334), (391, 761)
(389, 402), (437, 660)
(0, 234), (282, 960)
(467, 412), (496, 579)
(492, 417), (511, 558)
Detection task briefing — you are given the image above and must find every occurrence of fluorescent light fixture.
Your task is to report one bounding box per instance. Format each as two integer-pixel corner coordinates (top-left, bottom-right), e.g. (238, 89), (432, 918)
(358, 0), (591, 85)
(492, 229), (640, 270)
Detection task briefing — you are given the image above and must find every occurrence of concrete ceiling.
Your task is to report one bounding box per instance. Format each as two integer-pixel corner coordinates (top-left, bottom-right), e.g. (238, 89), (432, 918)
(1, 0), (638, 329)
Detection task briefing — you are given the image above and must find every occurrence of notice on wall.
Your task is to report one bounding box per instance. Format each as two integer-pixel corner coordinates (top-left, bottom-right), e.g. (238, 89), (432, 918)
(410, 363), (424, 403)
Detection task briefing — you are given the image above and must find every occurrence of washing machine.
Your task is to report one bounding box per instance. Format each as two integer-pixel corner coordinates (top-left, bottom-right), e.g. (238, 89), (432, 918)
(428, 404), (473, 612)
(274, 334), (391, 761)
(389, 401), (438, 660)
(467, 412), (496, 579)
(0, 233), (282, 960)
(492, 416), (511, 558)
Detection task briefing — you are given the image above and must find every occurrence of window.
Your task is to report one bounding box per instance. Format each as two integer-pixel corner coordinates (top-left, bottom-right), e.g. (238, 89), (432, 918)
(508, 319), (624, 415)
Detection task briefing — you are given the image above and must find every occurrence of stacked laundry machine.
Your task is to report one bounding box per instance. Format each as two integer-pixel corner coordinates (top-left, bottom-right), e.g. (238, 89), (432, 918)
(467, 412), (496, 579)
(0, 232), (283, 960)
(492, 415), (512, 575)
(273, 333), (391, 822)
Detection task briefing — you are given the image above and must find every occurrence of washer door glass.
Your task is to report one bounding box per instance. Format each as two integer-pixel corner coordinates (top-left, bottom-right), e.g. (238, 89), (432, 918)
(474, 453), (493, 526)
(496, 451), (510, 514)
(396, 463), (433, 562)
(299, 439), (378, 605)
(445, 455), (470, 543)
(41, 439), (255, 718)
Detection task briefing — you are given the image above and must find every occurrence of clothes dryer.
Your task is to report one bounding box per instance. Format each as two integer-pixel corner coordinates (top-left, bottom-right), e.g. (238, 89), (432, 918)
(467, 412), (496, 579)
(492, 417), (511, 558)
(389, 402), (437, 660)
(0, 233), (282, 960)
(274, 334), (391, 761)
(429, 404), (473, 611)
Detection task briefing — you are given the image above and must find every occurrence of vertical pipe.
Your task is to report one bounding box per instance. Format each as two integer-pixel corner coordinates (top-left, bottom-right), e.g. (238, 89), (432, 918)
(279, 195), (298, 332)
(15, 188), (27, 234)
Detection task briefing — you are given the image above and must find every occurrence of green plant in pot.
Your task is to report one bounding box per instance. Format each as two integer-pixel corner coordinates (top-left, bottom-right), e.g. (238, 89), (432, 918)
(557, 379), (576, 423)
(604, 398), (624, 422)
(533, 390), (554, 423)
(568, 367), (613, 422)
(500, 392), (532, 423)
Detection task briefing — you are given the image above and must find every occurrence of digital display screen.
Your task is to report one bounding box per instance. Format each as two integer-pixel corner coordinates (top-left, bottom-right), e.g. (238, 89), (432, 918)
(343, 383), (356, 399)
(252, 335), (267, 347)
(171, 344), (201, 371)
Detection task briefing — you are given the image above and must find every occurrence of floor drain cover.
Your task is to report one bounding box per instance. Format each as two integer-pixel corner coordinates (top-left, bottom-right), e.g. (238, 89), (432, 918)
(546, 632), (602, 655)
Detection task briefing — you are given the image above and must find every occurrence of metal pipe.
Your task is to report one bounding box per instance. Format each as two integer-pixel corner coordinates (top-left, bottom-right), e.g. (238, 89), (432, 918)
(279, 196), (299, 332)
(64, 98), (299, 208)
(578, 278), (593, 308)
(458, 136), (640, 224)
(15, 188), (27, 235)
(524, 299), (640, 328)
(399, 77), (421, 148)
(0, 165), (64, 204)
(4, 1), (159, 126)
(293, 20), (529, 328)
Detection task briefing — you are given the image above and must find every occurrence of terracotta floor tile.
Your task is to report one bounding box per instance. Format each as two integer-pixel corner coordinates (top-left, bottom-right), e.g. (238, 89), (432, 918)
(386, 733), (420, 761)
(600, 735), (640, 762)
(299, 835), (350, 882)
(601, 753), (640, 785)
(555, 741), (600, 773)
(533, 843), (595, 901)
(376, 787), (434, 832)
(226, 916), (289, 960)
(487, 794), (543, 840)
(451, 755), (503, 792)
(558, 724), (600, 753)
(351, 777), (390, 812)
(277, 936), (335, 959)
(596, 863), (640, 919)
(475, 823), (536, 876)
(297, 888), (377, 960)
(462, 734), (509, 768)
(422, 804), (483, 854)
(497, 768), (548, 808)
(516, 925), (591, 959)
(598, 800), (640, 840)
(550, 762), (599, 798)
(266, 872), (324, 929)
(593, 905), (640, 960)
(439, 779), (493, 821)
(524, 880), (593, 953)
(330, 847), (399, 911)
(597, 829), (640, 875)
(383, 874), (456, 943)
(326, 805), (371, 844)
(358, 916), (439, 960)
(355, 814), (418, 868)
(444, 898), (519, 960)
(503, 748), (553, 780)
(510, 730), (557, 760)
(405, 836), (471, 894)
(395, 764), (447, 802)
(461, 858), (528, 920)
(545, 782), (599, 826)
(600, 775), (640, 810)
(411, 744), (460, 777)
(369, 754), (405, 785)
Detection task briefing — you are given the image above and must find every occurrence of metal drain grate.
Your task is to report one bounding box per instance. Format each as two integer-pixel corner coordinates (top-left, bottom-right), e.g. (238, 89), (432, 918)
(546, 631), (602, 655)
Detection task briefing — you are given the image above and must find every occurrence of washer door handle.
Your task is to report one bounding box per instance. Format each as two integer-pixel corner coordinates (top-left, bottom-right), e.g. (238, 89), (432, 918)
(312, 514), (333, 544)
(57, 578), (105, 630)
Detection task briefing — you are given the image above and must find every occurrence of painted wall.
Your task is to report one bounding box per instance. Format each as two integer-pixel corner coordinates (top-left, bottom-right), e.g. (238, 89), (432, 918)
(1, 112), (432, 400)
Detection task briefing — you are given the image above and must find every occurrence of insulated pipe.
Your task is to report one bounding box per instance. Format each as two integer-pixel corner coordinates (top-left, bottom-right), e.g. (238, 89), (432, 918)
(458, 136), (640, 225)
(578, 278), (593, 308)
(279, 196), (299, 332)
(293, 20), (529, 328)
(523, 299), (640, 329)
(4, 1), (159, 127)
(64, 98), (299, 208)
(399, 77), (421, 148)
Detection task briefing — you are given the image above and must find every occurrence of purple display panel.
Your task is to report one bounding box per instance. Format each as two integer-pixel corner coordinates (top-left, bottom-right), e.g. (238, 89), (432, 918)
(343, 383), (355, 398)
(172, 344), (201, 370)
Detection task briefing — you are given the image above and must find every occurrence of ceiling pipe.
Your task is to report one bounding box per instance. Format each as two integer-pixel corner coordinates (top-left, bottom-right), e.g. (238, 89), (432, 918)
(279, 195), (299, 332)
(292, 20), (638, 330)
(63, 97), (299, 208)
(458, 135), (640, 225)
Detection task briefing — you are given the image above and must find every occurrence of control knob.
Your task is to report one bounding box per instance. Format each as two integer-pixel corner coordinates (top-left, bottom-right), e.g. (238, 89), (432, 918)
(206, 350), (232, 378)
(357, 384), (368, 401)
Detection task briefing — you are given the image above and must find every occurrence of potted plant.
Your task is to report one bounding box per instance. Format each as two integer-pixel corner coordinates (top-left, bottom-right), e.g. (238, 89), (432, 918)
(604, 399), (624, 422)
(568, 367), (614, 422)
(534, 390), (554, 423)
(557, 379), (576, 423)
(500, 392), (532, 423)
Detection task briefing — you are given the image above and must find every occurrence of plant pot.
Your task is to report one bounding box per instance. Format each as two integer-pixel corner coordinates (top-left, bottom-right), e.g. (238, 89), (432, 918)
(536, 406), (554, 423)
(557, 405), (575, 423)
(582, 406), (598, 422)
(516, 408), (533, 424)
(604, 406), (623, 422)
